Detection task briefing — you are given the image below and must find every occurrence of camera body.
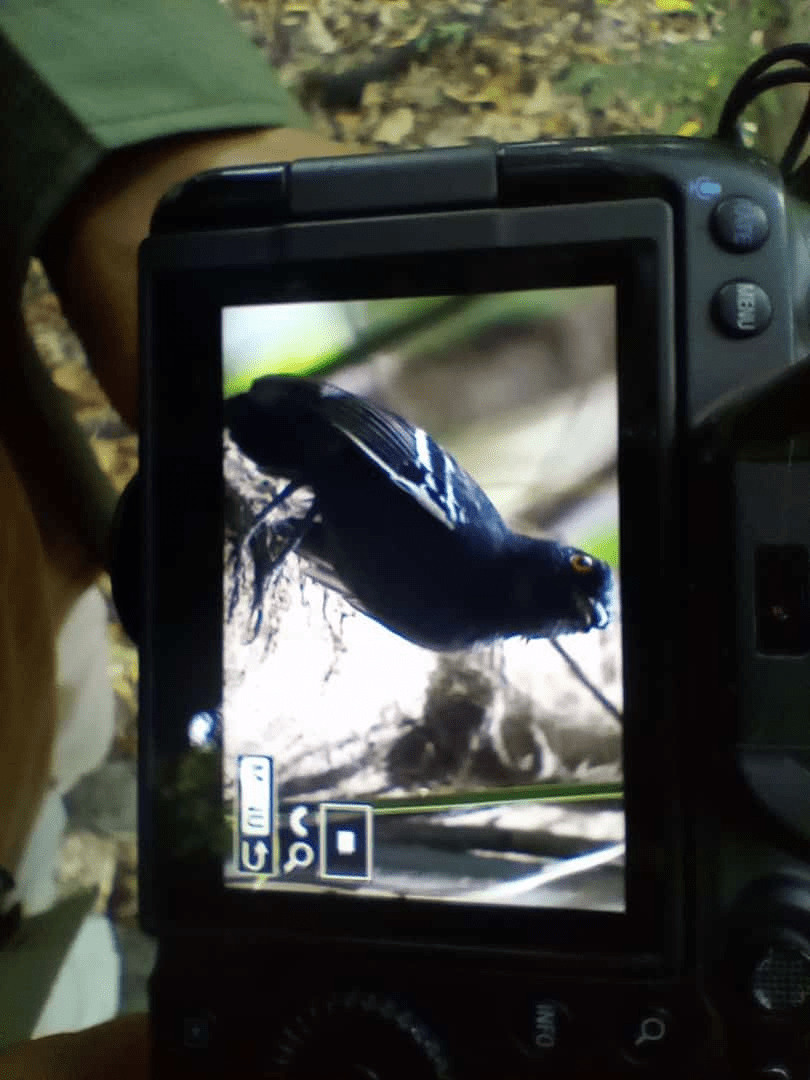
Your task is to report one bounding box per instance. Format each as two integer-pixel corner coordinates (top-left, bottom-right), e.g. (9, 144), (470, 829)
(118, 134), (810, 1078)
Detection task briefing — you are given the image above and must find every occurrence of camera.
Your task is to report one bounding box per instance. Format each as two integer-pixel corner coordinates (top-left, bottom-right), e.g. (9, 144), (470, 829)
(112, 45), (810, 1078)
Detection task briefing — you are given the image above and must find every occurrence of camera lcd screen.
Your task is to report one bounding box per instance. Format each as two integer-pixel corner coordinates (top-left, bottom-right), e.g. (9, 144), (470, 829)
(215, 286), (623, 913)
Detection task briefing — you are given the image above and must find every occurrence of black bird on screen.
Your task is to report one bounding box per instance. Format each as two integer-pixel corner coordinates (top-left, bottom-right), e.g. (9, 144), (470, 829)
(224, 376), (615, 651)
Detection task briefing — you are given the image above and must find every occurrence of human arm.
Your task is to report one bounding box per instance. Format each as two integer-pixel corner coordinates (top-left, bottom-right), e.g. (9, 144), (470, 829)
(0, 1013), (151, 1079)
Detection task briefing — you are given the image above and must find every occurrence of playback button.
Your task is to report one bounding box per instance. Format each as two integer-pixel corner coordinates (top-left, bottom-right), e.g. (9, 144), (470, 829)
(710, 196), (769, 253)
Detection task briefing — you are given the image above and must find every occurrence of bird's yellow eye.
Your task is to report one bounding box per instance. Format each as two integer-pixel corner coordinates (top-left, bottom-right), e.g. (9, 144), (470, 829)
(570, 553), (594, 574)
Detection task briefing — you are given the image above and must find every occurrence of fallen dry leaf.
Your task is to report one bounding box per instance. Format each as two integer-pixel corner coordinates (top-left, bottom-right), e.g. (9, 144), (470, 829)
(305, 10), (338, 53)
(373, 105), (416, 144)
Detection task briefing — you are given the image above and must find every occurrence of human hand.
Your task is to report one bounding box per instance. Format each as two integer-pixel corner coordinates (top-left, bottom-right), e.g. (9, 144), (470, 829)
(0, 1014), (150, 1080)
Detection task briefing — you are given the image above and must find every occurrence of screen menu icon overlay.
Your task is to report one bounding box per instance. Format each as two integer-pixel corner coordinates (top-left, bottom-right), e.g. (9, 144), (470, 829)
(234, 761), (374, 884)
(320, 803), (373, 882)
(237, 754), (277, 875)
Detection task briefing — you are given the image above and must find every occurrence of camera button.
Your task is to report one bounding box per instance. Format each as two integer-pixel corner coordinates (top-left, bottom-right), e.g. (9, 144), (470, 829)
(619, 1006), (678, 1066)
(711, 280), (772, 338)
(517, 997), (573, 1060)
(754, 545), (810, 656)
(711, 196), (770, 253)
(182, 1011), (214, 1049)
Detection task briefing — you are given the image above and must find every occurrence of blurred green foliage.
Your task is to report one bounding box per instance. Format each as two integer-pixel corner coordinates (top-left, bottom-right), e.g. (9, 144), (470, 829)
(559, 40), (754, 137)
(581, 528), (620, 570)
(160, 750), (232, 859)
(559, 1), (790, 138)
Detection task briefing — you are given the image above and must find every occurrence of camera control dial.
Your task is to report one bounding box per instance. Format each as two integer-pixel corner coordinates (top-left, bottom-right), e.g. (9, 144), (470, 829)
(718, 874), (810, 1074)
(726, 875), (810, 1017)
(269, 991), (452, 1080)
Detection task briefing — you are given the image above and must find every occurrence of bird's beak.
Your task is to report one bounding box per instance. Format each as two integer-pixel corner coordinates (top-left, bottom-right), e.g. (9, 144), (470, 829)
(575, 593), (592, 627)
(576, 594), (611, 629)
(590, 598), (611, 629)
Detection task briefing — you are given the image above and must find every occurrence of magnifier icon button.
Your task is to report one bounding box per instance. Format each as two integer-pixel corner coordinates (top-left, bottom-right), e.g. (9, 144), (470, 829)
(283, 841), (315, 874)
(622, 1007), (676, 1062)
(634, 1015), (667, 1046)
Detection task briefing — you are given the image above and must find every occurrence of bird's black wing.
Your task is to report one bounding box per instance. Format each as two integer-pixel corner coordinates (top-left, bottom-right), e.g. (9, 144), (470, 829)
(311, 380), (508, 541)
(296, 522), (381, 620)
(228, 374), (509, 541)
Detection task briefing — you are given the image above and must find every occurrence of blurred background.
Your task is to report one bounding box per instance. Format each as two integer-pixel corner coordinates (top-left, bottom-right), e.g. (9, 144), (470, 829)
(21, 0), (810, 1018)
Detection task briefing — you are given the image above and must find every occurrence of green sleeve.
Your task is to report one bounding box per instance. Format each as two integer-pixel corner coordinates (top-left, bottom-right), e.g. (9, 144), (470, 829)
(0, 0), (311, 268)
